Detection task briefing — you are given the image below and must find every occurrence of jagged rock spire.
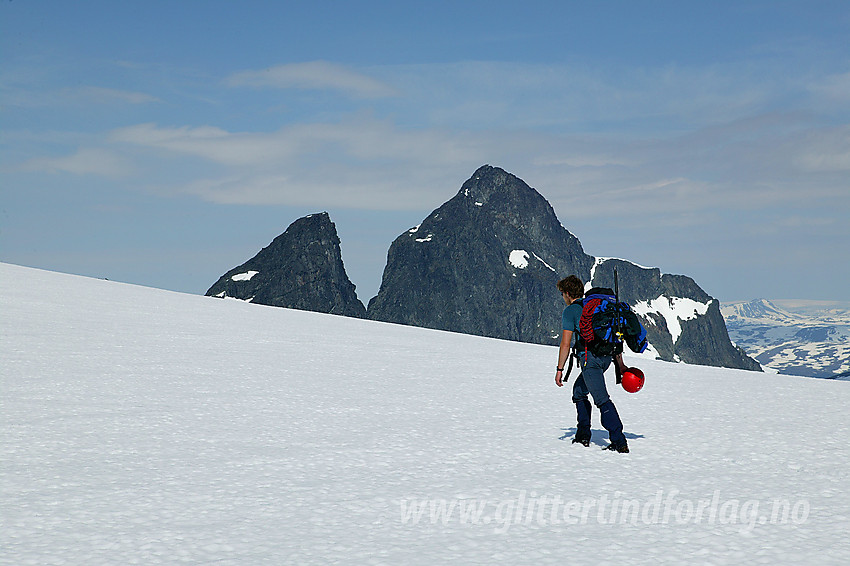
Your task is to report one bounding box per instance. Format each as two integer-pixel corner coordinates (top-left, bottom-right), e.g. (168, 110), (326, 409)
(206, 212), (366, 318)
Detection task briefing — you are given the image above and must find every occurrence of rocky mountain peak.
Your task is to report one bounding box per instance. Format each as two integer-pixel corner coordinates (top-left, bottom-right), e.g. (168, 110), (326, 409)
(445, 165), (566, 236)
(459, 164), (537, 203)
(205, 212), (366, 318)
(367, 166), (594, 344)
(203, 165), (760, 373)
(367, 165), (760, 372)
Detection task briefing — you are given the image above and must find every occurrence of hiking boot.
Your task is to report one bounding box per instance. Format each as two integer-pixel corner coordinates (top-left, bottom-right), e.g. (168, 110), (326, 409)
(603, 442), (629, 453)
(572, 427), (591, 447)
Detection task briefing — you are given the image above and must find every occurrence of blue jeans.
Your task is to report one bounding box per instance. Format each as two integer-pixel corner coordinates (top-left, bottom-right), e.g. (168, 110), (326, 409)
(572, 350), (612, 406)
(571, 350), (626, 446)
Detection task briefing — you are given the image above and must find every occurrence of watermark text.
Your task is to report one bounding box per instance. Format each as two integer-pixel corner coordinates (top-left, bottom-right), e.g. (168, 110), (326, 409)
(399, 490), (810, 534)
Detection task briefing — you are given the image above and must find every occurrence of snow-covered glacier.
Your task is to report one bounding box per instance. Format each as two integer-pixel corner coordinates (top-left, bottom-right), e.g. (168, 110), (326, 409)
(2, 263), (849, 564)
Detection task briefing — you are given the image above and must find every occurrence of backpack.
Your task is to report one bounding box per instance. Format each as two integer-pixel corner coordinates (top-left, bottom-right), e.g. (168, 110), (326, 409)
(577, 287), (649, 357)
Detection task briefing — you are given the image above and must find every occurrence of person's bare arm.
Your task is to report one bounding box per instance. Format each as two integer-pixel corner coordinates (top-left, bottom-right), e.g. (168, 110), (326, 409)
(555, 329), (572, 387)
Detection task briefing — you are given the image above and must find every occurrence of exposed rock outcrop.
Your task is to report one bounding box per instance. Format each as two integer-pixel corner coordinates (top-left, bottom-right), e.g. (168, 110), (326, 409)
(367, 165), (760, 371)
(206, 212), (366, 318)
(367, 165), (593, 344)
(590, 258), (761, 370)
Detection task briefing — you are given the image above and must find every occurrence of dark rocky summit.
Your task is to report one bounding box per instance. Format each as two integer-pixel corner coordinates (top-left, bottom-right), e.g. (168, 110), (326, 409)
(367, 165), (760, 371)
(203, 166), (759, 372)
(205, 212), (366, 318)
(589, 258), (761, 370)
(367, 165), (593, 344)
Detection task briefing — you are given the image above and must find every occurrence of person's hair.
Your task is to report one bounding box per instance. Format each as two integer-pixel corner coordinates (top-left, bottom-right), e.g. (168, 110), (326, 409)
(557, 275), (584, 299)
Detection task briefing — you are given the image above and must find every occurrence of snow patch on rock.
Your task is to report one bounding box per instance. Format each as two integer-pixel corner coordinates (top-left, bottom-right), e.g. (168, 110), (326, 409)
(634, 296), (711, 343)
(509, 250), (529, 269)
(532, 252), (555, 272)
(590, 257), (656, 284)
(509, 250), (555, 272)
(231, 270), (259, 282)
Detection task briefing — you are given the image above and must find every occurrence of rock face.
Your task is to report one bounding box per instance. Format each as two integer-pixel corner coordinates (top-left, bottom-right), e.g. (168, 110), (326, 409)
(205, 212), (366, 318)
(203, 166), (760, 372)
(367, 165), (594, 344)
(367, 165), (761, 372)
(589, 258), (761, 370)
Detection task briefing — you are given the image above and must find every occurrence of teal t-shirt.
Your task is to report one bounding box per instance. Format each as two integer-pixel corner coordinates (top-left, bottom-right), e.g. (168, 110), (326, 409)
(561, 302), (582, 334)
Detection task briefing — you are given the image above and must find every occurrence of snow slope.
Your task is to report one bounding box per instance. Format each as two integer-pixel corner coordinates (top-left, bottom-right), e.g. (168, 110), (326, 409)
(2, 263), (849, 565)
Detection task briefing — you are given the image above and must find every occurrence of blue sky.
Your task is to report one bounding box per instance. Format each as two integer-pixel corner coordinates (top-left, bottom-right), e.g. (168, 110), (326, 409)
(2, 1), (849, 303)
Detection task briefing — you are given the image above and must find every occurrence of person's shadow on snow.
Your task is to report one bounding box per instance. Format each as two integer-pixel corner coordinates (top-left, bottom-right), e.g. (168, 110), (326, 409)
(559, 428), (645, 447)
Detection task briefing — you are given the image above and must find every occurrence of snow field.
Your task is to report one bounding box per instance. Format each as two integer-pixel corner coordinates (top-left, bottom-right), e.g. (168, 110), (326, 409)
(2, 263), (849, 565)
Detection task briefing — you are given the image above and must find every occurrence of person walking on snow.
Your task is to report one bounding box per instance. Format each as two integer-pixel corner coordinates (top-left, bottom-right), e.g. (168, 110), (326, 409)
(555, 275), (630, 453)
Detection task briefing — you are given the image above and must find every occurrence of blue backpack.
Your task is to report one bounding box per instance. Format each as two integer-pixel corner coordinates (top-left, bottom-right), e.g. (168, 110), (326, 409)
(577, 287), (648, 357)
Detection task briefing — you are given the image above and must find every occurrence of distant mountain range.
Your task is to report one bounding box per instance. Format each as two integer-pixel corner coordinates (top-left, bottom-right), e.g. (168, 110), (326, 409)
(720, 299), (850, 379)
(208, 165), (760, 373)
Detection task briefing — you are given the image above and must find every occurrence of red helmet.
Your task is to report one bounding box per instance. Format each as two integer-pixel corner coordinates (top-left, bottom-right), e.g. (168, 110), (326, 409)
(621, 367), (645, 393)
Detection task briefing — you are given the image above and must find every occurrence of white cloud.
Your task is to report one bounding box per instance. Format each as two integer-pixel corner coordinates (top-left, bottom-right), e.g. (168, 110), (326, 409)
(110, 123), (295, 166)
(382, 60), (786, 132)
(226, 61), (398, 98)
(793, 124), (850, 172)
(21, 148), (134, 177)
(1, 86), (161, 109)
(111, 117), (488, 167)
(532, 154), (635, 168)
(18, 56), (846, 219)
(108, 117), (494, 208)
(72, 86), (162, 105)
(179, 165), (469, 210)
(104, 109), (849, 218)
(808, 71), (850, 103)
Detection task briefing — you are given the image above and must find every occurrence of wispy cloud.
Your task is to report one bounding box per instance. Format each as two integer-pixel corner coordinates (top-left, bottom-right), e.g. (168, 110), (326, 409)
(110, 117), (488, 165)
(793, 124), (850, 172)
(807, 71), (850, 104)
(110, 123), (284, 166)
(20, 148), (134, 177)
(539, 115), (850, 221)
(379, 60), (789, 132)
(71, 86), (162, 105)
(226, 61), (398, 98)
(104, 105), (848, 219)
(10, 57), (848, 222)
(1, 85), (161, 109)
(109, 117), (490, 208)
(179, 166), (463, 210)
